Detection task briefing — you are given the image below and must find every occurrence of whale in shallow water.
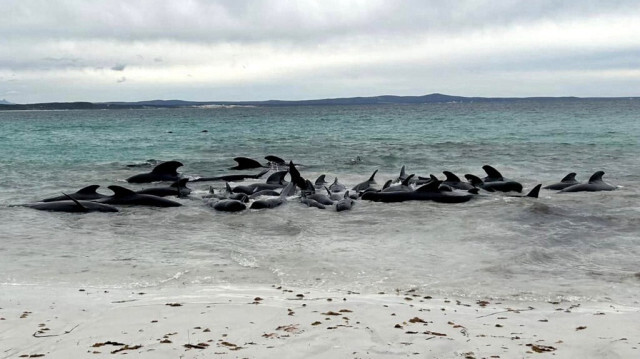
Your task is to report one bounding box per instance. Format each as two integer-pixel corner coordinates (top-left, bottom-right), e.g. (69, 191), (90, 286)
(335, 191), (355, 212)
(352, 170), (378, 192)
(464, 165), (523, 193)
(328, 178), (346, 193)
(560, 171), (616, 192)
(442, 171), (474, 191)
(191, 169), (269, 182)
(26, 194), (119, 213)
(250, 182), (295, 209)
(212, 199), (247, 212)
(41, 185), (108, 202)
(98, 186), (182, 207)
(361, 179), (475, 203)
(543, 173), (579, 190)
(126, 161), (183, 183)
(137, 179), (191, 197)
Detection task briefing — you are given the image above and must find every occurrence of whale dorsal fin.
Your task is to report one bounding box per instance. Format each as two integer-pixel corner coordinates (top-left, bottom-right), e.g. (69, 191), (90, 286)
(367, 169), (378, 182)
(108, 185), (137, 197)
(416, 180), (441, 192)
(233, 157), (262, 169)
(382, 179), (392, 189)
(265, 155), (286, 165)
(561, 172), (577, 182)
(343, 191), (350, 199)
(314, 174), (326, 185)
(304, 179), (315, 193)
(280, 182), (296, 198)
(151, 161), (183, 175)
(443, 171), (461, 183)
(63, 192), (88, 211)
(588, 171), (605, 183)
(170, 178), (189, 188)
(526, 184), (542, 198)
(401, 174), (415, 186)
(482, 165), (503, 180)
(76, 185), (100, 194)
(225, 182), (233, 193)
(430, 174), (439, 182)
(464, 174), (484, 187)
(267, 170), (288, 184)
(332, 177), (339, 185)
(399, 165), (406, 179)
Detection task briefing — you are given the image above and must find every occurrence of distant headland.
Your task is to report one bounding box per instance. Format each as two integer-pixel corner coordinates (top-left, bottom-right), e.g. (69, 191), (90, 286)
(0, 93), (636, 110)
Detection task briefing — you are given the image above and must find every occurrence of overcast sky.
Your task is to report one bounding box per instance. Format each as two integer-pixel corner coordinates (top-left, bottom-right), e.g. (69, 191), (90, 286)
(2, 0), (640, 103)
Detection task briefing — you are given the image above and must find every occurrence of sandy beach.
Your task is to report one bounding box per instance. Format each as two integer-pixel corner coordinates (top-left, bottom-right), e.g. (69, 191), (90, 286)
(2, 284), (638, 358)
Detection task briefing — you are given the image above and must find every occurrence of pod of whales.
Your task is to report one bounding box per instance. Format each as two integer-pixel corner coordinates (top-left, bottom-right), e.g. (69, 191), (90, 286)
(20, 156), (619, 215)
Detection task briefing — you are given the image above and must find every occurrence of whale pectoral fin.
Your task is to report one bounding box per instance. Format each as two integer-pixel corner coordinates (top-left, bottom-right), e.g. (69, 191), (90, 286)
(255, 169), (270, 179)
(443, 171), (461, 183)
(482, 165), (504, 180)
(62, 192), (88, 211)
(526, 184), (542, 198)
(108, 185), (137, 197)
(561, 172), (577, 182)
(76, 185), (100, 194)
(588, 171), (605, 183)
(151, 160), (183, 175)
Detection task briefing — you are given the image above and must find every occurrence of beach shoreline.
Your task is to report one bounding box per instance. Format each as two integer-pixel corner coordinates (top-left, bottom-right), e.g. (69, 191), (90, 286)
(1, 283), (638, 358)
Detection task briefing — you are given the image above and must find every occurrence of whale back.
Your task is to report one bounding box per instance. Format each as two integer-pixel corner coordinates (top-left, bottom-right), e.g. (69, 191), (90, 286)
(588, 171), (605, 183)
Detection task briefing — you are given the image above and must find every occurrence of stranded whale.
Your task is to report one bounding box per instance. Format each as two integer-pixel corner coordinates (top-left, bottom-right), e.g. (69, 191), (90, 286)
(127, 161), (183, 183)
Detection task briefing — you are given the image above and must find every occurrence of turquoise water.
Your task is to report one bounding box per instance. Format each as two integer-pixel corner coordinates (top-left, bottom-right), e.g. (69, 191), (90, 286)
(1, 100), (639, 303)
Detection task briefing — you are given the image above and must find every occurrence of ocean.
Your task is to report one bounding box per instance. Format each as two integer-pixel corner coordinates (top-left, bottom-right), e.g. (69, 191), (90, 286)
(1, 100), (639, 305)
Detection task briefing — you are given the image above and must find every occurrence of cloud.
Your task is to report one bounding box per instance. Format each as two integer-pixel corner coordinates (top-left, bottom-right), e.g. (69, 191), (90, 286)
(1, 1), (640, 102)
(111, 63), (126, 71)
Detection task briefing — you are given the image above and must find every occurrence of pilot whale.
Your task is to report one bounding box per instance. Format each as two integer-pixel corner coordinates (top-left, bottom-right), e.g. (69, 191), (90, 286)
(98, 186), (182, 207)
(543, 173), (579, 190)
(560, 171), (616, 192)
(41, 185), (107, 202)
(26, 194), (119, 213)
(361, 179), (474, 203)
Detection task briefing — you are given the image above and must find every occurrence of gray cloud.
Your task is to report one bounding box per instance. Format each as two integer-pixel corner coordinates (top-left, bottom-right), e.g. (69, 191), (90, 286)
(1, 0), (640, 103)
(111, 63), (126, 71)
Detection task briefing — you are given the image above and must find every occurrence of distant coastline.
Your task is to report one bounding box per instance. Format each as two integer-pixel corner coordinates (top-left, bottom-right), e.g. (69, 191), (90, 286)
(0, 93), (636, 110)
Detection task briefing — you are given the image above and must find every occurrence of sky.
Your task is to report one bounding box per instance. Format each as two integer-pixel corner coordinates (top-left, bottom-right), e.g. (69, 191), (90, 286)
(2, 0), (640, 103)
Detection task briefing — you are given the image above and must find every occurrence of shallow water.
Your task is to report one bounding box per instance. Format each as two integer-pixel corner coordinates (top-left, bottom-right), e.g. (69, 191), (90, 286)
(1, 100), (639, 304)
